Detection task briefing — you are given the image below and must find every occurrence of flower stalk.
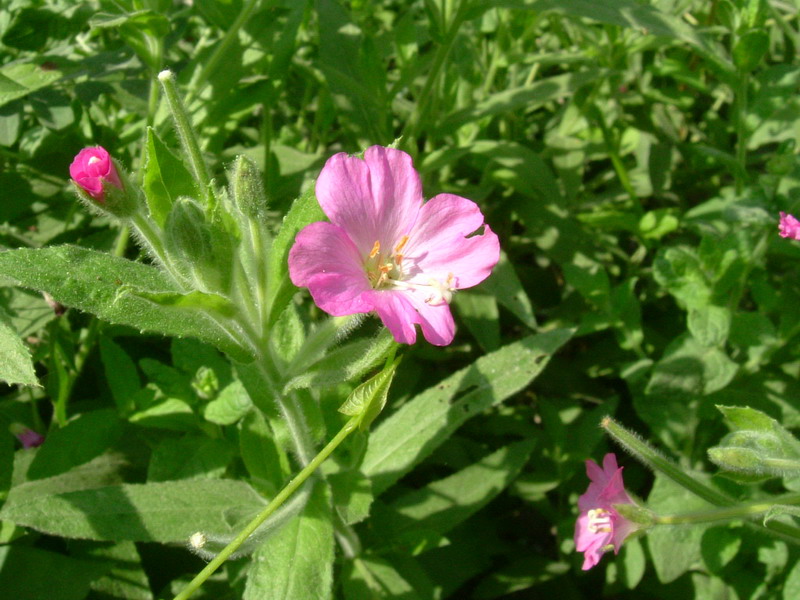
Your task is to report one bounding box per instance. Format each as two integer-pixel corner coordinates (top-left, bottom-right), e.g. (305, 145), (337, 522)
(172, 414), (361, 600)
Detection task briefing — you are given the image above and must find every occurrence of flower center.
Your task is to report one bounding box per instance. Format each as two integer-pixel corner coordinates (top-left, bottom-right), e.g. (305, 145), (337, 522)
(587, 508), (613, 533)
(364, 237), (456, 305)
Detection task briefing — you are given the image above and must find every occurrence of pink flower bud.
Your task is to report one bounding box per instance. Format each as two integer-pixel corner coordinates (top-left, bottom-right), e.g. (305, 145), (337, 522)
(9, 424), (45, 448)
(779, 212), (800, 241)
(69, 146), (123, 202)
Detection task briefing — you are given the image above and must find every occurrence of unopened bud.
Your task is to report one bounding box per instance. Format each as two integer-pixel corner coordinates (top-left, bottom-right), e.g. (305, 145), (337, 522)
(228, 155), (268, 218)
(69, 146), (140, 218)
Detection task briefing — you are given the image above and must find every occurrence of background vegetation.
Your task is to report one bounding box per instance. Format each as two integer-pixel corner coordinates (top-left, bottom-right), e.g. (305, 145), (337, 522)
(2, 0), (800, 598)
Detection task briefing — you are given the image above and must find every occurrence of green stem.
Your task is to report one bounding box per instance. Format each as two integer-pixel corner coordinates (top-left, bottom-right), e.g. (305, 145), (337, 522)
(655, 495), (800, 526)
(602, 416), (730, 506)
(130, 213), (188, 289)
(735, 70), (749, 194)
(402, 5), (466, 145)
(172, 414), (360, 600)
(185, 0), (260, 107)
(157, 70), (213, 206)
(602, 417), (800, 544)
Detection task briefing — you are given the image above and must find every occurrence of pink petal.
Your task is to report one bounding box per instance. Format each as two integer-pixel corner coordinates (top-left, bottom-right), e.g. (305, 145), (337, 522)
(574, 513), (611, 570)
(367, 290), (420, 344)
(363, 146), (424, 242)
(404, 194), (500, 289)
(779, 212), (800, 240)
(403, 289), (456, 346)
(289, 222), (372, 315)
(315, 148), (424, 254)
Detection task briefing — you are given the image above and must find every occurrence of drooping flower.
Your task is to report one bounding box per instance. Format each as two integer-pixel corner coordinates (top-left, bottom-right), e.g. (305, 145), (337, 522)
(575, 453), (636, 570)
(779, 212), (800, 241)
(288, 146), (500, 346)
(69, 146), (122, 202)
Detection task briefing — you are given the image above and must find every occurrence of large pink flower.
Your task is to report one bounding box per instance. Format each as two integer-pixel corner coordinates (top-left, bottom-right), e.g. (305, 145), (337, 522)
(69, 146), (122, 202)
(575, 453), (636, 570)
(779, 212), (800, 240)
(288, 146), (500, 346)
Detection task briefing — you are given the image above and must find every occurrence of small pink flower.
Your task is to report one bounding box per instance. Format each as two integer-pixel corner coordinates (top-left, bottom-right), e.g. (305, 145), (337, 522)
(13, 426), (44, 449)
(69, 146), (122, 201)
(288, 146), (500, 346)
(779, 212), (800, 240)
(575, 453), (636, 570)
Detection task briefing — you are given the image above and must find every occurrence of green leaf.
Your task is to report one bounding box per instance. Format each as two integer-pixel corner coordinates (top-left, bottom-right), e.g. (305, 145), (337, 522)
(733, 29), (770, 72)
(143, 128), (199, 227)
(479, 251), (537, 330)
(472, 556), (569, 598)
(0, 305), (38, 386)
(267, 187), (325, 326)
(785, 558), (800, 600)
(440, 71), (602, 133)
(0, 245), (253, 361)
(68, 540), (153, 600)
(362, 329), (573, 494)
(203, 379), (252, 425)
(374, 439), (534, 544)
(27, 410), (123, 480)
(239, 409), (291, 495)
(688, 305), (731, 347)
(646, 473), (712, 583)
(701, 526), (741, 574)
(342, 554), (428, 600)
(338, 356), (400, 431)
(453, 292), (500, 351)
(285, 330), (394, 393)
(0, 545), (108, 600)
(147, 435), (234, 481)
(99, 337), (140, 415)
(0, 479), (265, 542)
(0, 63), (62, 108)
(243, 481), (334, 600)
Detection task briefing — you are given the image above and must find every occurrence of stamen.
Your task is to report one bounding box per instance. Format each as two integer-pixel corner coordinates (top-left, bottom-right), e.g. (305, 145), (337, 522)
(369, 240), (381, 259)
(587, 508), (613, 534)
(395, 253), (403, 265)
(394, 235), (409, 253)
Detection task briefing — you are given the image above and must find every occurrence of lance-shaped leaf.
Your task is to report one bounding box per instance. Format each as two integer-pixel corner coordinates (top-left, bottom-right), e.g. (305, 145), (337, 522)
(339, 356), (400, 431)
(0, 245), (253, 361)
(143, 127), (199, 227)
(362, 329), (573, 494)
(0, 305), (38, 386)
(0, 479), (266, 543)
(266, 186), (325, 327)
(243, 481), (334, 600)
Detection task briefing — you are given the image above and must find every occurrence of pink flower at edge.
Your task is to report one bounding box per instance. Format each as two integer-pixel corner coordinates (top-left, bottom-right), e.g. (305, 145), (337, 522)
(288, 146), (500, 346)
(575, 453), (637, 570)
(14, 427), (44, 449)
(779, 212), (800, 241)
(69, 146), (122, 202)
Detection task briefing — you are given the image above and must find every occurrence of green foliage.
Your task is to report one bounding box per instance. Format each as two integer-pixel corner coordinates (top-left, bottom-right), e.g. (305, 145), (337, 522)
(2, 0), (800, 597)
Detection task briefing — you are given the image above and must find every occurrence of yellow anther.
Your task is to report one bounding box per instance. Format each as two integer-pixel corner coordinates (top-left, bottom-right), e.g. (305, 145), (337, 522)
(379, 264), (391, 273)
(395, 253), (404, 265)
(394, 235), (409, 253)
(369, 240), (381, 259)
(587, 508), (613, 534)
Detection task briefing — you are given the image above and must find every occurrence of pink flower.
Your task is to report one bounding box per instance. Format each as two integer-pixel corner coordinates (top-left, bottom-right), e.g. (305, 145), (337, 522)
(779, 212), (800, 240)
(575, 453), (636, 570)
(288, 146), (500, 346)
(69, 146), (122, 201)
(12, 426), (44, 449)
